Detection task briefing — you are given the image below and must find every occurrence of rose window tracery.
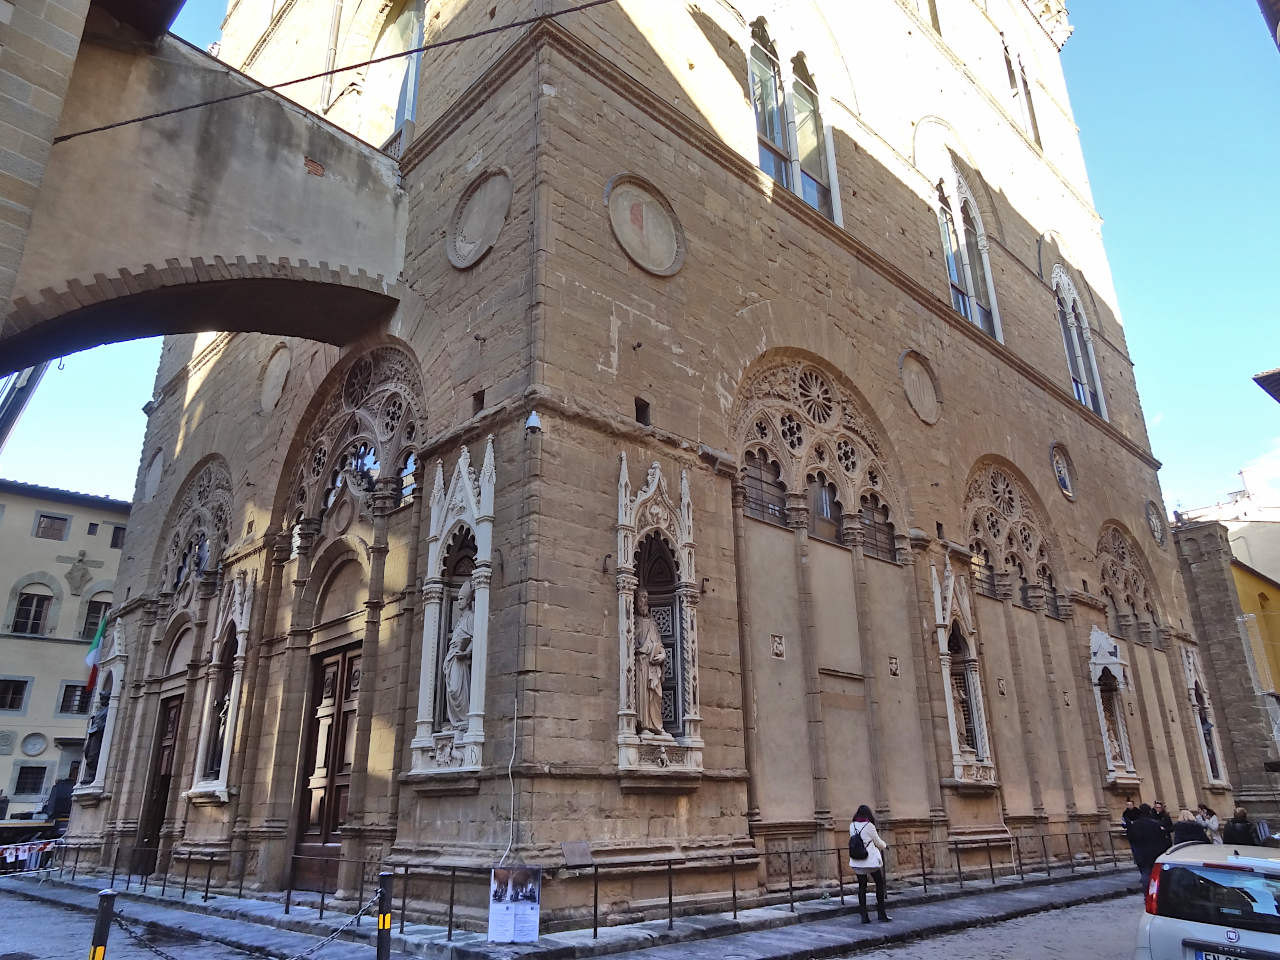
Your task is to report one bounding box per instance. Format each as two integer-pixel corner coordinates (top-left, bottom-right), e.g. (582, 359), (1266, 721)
(156, 458), (233, 602)
(732, 359), (904, 553)
(289, 347), (426, 520)
(1096, 524), (1159, 641)
(964, 463), (1061, 612)
(797, 369), (835, 424)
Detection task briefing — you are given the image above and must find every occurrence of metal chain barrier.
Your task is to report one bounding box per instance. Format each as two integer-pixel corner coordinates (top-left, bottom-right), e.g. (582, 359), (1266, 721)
(108, 891), (380, 960)
(110, 914), (182, 960)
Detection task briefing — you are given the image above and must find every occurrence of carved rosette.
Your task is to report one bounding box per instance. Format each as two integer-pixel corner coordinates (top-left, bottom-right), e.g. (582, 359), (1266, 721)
(616, 454), (703, 776)
(410, 437), (496, 775)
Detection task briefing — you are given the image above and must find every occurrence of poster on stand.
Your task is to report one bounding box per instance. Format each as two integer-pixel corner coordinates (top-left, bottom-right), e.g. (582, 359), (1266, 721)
(487, 864), (541, 942)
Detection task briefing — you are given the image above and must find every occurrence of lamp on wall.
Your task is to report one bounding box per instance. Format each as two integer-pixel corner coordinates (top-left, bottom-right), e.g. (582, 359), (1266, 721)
(525, 410), (542, 435)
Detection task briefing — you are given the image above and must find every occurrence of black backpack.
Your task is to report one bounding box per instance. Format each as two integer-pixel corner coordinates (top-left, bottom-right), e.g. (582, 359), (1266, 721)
(849, 824), (869, 860)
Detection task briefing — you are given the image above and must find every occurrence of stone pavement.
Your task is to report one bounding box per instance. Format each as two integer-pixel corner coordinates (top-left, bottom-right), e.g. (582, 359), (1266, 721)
(0, 864), (1141, 960)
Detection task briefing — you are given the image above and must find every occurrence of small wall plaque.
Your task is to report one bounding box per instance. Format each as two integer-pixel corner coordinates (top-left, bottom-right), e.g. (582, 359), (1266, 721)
(770, 634), (785, 659)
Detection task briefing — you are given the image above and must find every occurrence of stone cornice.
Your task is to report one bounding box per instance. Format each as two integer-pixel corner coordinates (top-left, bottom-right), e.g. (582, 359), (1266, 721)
(402, 19), (1159, 474)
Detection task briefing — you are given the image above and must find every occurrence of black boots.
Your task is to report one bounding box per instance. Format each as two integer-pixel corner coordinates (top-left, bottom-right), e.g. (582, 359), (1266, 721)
(860, 910), (872, 924)
(877, 910), (892, 922)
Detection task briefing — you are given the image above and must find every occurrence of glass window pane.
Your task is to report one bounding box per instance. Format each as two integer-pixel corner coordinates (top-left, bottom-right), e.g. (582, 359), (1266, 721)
(793, 82), (827, 185)
(758, 142), (791, 188)
(749, 46), (786, 151)
(961, 203), (990, 311)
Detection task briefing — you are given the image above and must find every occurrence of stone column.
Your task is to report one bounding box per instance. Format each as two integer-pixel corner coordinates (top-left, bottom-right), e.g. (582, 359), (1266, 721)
(100, 601), (158, 839)
(906, 536), (947, 818)
(230, 535), (290, 883)
(340, 478), (399, 895)
(729, 480), (762, 822)
(786, 492), (831, 830)
(388, 464), (426, 824)
(842, 515), (888, 816)
(263, 518), (321, 888)
(1142, 623), (1190, 810)
(994, 572), (1045, 818)
(463, 564), (493, 756)
(167, 570), (220, 855)
(1119, 613), (1170, 802)
(413, 579), (446, 757)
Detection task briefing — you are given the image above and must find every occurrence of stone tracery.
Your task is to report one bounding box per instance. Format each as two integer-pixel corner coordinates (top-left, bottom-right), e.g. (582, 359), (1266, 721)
(158, 458), (234, 607)
(288, 346), (425, 524)
(1096, 523), (1160, 642)
(965, 463), (1061, 610)
(732, 360), (902, 539)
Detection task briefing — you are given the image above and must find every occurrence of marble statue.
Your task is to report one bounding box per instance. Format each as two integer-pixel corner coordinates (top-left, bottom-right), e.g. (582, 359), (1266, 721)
(443, 580), (475, 728)
(633, 590), (667, 735)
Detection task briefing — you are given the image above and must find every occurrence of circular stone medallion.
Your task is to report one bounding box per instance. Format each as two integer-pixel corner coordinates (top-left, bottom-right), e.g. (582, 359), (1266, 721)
(899, 350), (940, 424)
(605, 175), (685, 276)
(1146, 500), (1166, 546)
(1050, 444), (1075, 501)
(448, 169), (513, 269)
(21, 732), (47, 757)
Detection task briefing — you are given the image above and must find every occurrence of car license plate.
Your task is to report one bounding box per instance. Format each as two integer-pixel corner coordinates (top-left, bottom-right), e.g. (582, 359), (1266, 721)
(1198, 952), (1248, 960)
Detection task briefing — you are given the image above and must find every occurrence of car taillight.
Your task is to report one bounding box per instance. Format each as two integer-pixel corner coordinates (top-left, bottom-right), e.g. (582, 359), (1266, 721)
(1146, 863), (1161, 915)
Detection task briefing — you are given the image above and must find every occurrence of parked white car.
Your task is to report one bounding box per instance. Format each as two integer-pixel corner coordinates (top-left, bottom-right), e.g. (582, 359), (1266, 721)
(1137, 841), (1280, 960)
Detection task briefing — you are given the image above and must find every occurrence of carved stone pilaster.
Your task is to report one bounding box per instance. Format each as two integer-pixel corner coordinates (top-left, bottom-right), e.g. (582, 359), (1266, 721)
(1021, 582), (1046, 613)
(993, 571), (1015, 602)
(784, 492), (808, 531)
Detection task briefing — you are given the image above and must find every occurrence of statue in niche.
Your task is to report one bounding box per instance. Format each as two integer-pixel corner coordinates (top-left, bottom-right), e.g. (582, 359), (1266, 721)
(633, 589), (667, 736)
(1108, 730), (1124, 766)
(81, 691), (110, 783)
(443, 580), (475, 729)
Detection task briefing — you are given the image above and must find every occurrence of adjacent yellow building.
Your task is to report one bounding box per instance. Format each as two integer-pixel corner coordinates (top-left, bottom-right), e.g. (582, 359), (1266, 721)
(0, 479), (128, 815)
(1236, 559), (1280, 698)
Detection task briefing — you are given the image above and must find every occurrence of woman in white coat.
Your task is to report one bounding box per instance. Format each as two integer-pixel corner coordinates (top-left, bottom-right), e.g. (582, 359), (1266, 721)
(849, 804), (891, 923)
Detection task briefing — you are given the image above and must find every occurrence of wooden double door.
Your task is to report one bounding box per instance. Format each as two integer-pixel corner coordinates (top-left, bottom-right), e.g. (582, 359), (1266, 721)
(134, 695), (183, 876)
(294, 645), (361, 891)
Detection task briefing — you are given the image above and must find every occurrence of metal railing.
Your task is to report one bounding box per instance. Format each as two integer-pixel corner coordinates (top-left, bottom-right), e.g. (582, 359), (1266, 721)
(41, 825), (1130, 940)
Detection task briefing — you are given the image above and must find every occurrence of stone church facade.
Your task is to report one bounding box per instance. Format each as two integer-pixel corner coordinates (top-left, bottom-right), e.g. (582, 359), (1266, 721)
(65, 0), (1231, 922)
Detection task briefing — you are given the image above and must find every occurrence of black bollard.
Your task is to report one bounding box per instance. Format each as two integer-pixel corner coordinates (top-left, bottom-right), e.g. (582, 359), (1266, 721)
(89, 889), (116, 960)
(376, 871), (392, 960)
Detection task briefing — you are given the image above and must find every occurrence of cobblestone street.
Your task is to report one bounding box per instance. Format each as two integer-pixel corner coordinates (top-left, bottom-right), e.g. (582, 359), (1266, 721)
(834, 894), (1143, 959)
(0, 888), (260, 960)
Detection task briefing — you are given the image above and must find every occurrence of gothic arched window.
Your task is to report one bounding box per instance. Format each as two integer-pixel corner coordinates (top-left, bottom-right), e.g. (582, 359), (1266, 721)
(937, 176), (1000, 339)
(749, 20), (790, 188)
(743, 450), (787, 525)
(859, 492), (896, 562)
(807, 473), (842, 544)
(792, 55), (832, 218)
(1053, 268), (1106, 419)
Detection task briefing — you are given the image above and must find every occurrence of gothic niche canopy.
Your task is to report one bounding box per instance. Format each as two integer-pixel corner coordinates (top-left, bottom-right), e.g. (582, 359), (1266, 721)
(411, 436), (496, 777)
(615, 454), (703, 783)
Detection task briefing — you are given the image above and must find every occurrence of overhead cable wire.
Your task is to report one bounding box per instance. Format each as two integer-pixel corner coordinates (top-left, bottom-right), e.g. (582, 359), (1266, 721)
(53, 0), (619, 145)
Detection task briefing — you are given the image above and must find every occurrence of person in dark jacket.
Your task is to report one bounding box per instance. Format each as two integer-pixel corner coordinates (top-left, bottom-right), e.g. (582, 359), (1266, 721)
(1151, 801), (1173, 840)
(1222, 807), (1256, 846)
(1127, 804), (1170, 879)
(1121, 799), (1140, 827)
(1172, 809), (1210, 845)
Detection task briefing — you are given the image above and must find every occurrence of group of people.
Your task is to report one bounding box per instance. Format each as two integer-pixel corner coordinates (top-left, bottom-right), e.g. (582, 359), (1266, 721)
(1125, 799), (1266, 877)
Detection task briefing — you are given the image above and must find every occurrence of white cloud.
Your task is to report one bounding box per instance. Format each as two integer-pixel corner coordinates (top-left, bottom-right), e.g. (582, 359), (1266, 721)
(1242, 438), (1280, 507)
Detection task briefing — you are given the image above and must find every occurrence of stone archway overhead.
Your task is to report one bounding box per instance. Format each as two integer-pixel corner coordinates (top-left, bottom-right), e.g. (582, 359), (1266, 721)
(0, 257), (399, 375)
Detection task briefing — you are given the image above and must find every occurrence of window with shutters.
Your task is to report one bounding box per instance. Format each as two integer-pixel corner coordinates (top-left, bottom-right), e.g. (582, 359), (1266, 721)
(34, 514), (68, 540)
(743, 449), (788, 526)
(82, 597), (111, 640)
(13, 592), (51, 635)
(0, 679), (29, 711)
(859, 492), (896, 563)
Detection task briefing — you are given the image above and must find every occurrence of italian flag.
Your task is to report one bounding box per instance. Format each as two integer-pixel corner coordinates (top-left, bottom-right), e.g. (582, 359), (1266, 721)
(85, 616), (106, 694)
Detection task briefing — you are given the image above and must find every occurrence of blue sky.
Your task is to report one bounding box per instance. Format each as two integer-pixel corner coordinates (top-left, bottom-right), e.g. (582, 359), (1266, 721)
(0, 1), (1276, 509)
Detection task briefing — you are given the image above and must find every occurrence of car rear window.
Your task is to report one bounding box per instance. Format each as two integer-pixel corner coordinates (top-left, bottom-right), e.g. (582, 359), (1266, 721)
(1157, 863), (1280, 934)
